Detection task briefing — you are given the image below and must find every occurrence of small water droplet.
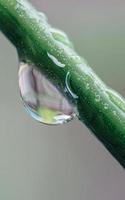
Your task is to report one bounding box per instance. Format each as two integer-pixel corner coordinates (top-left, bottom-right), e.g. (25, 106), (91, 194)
(95, 94), (101, 102)
(104, 103), (108, 110)
(47, 53), (65, 68)
(65, 72), (78, 99)
(113, 110), (117, 116)
(18, 62), (75, 125)
(51, 28), (73, 48)
(86, 83), (90, 90)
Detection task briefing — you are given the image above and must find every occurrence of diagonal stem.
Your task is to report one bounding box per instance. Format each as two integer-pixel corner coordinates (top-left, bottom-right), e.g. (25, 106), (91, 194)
(0, 0), (125, 168)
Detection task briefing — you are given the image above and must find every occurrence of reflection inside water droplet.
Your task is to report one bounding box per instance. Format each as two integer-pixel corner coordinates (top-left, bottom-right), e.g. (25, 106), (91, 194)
(18, 62), (75, 125)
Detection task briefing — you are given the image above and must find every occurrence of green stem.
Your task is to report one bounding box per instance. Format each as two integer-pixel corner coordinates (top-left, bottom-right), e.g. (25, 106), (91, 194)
(0, 0), (125, 167)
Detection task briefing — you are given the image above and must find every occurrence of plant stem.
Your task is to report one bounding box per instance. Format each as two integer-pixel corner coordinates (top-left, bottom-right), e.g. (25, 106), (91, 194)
(0, 0), (125, 168)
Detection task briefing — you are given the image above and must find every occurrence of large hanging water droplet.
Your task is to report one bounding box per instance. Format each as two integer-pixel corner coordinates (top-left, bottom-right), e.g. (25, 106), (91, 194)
(18, 62), (75, 125)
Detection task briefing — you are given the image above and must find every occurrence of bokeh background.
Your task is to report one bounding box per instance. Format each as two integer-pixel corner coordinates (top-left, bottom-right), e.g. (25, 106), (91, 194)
(0, 0), (125, 199)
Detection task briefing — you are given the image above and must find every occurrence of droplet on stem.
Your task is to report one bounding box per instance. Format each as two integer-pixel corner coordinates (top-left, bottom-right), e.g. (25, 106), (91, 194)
(18, 62), (75, 125)
(65, 72), (78, 99)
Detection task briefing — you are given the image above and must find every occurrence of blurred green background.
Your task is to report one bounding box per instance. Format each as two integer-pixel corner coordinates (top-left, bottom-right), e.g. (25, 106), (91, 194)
(0, 0), (125, 199)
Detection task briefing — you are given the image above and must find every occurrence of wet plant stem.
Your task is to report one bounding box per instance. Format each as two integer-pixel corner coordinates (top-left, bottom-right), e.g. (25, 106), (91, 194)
(0, 0), (125, 168)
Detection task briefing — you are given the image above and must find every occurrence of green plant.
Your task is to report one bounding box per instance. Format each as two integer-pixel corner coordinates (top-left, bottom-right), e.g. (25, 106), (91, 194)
(0, 0), (125, 168)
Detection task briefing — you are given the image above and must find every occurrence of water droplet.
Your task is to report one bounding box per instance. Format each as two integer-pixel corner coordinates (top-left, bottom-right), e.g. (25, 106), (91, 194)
(95, 94), (101, 102)
(18, 62), (75, 125)
(113, 110), (117, 116)
(107, 89), (125, 113)
(86, 83), (90, 90)
(104, 103), (108, 110)
(47, 53), (65, 68)
(51, 28), (74, 48)
(65, 72), (78, 99)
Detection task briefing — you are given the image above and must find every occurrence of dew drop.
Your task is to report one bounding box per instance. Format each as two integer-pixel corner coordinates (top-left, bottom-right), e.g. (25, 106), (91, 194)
(86, 83), (90, 90)
(18, 62), (75, 125)
(95, 94), (101, 102)
(104, 103), (108, 110)
(113, 110), (117, 116)
(65, 72), (78, 99)
(47, 53), (65, 68)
